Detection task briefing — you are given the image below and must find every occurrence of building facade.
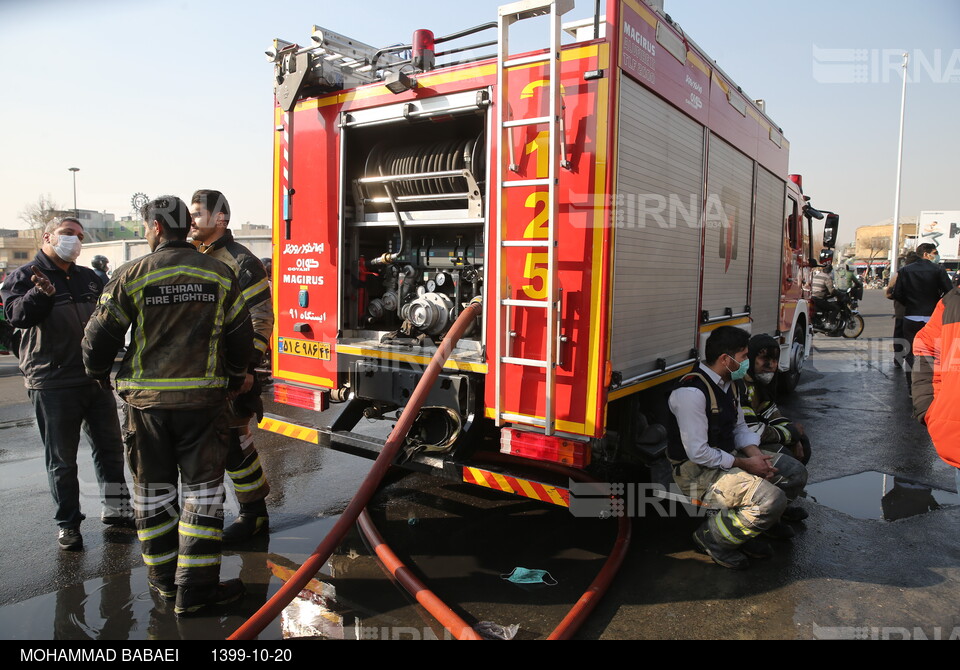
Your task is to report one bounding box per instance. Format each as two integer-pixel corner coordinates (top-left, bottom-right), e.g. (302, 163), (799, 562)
(0, 229), (44, 281)
(853, 220), (918, 272)
(51, 209), (140, 242)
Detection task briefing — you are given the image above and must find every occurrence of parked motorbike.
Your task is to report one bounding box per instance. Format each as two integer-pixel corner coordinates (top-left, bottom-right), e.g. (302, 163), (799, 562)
(812, 288), (864, 338)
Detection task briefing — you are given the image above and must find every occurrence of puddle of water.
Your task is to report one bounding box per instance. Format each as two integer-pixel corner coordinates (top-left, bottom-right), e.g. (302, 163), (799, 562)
(0, 557), (285, 641)
(807, 471), (960, 521)
(0, 514), (421, 641)
(0, 516), (353, 641)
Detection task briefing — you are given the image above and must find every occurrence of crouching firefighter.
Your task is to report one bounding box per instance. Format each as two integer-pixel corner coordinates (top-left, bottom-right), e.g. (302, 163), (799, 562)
(667, 326), (808, 570)
(82, 196), (254, 616)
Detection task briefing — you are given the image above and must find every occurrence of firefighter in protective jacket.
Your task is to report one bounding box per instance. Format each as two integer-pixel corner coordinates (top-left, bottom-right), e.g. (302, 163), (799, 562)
(739, 334), (811, 466)
(82, 196), (254, 616)
(189, 189), (273, 543)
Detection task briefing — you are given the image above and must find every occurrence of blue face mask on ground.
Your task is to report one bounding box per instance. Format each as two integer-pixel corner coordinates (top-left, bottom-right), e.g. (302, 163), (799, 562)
(501, 567), (557, 585)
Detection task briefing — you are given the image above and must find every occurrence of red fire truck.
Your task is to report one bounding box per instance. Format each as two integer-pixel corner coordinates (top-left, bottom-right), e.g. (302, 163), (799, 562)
(260, 0), (838, 505)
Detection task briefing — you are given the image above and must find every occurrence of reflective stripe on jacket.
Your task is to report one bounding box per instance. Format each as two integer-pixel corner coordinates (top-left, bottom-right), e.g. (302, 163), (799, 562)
(82, 240), (253, 409)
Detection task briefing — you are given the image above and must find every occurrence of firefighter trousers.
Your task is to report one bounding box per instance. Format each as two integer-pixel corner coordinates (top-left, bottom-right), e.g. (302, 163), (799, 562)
(224, 409), (270, 505)
(674, 450), (807, 548)
(122, 404), (230, 587)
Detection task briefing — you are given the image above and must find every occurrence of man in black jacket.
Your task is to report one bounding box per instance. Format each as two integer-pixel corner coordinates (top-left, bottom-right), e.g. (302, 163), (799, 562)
(891, 242), (953, 390)
(0, 217), (131, 551)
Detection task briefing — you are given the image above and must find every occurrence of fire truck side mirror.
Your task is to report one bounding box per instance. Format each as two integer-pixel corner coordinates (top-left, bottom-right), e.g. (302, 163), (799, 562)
(823, 214), (840, 248)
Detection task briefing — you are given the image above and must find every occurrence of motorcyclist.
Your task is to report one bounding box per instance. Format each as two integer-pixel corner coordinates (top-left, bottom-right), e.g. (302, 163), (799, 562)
(91, 255), (110, 286)
(811, 262), (843, 330)
(834, 258), (863, 299)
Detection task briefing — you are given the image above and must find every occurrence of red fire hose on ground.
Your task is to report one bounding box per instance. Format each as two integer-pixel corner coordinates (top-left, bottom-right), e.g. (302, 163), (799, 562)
(478, 453), (632, 640)
(229, 300), (482, 640)
(357, 509), (483, 640)
(230, 297), (631, 639)
(357, 453), (632, 640)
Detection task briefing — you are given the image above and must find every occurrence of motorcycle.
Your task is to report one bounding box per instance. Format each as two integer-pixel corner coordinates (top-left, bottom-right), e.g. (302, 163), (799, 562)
(812, 288), (864, 338)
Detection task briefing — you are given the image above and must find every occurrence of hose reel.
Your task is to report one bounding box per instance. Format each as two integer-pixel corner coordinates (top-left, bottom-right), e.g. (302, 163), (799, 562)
(358, 133), (485, 215)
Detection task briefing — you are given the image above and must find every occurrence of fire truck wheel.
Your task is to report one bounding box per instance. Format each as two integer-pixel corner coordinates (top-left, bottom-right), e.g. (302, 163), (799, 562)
(779, 327), (805, 395)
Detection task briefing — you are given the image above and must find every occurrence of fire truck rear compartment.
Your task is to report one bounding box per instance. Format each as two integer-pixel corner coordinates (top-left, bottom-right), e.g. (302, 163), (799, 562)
(335, 96), (489, 445)
(341, 100), (488, 344)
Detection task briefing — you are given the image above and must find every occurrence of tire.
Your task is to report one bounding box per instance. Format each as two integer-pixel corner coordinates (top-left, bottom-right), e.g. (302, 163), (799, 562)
(779, 326), (805, 395)
(842, 313), (865, 339)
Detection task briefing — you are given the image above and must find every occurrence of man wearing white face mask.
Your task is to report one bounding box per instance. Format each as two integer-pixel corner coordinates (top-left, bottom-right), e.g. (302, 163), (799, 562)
(0, 217), (132, 551)
(739, 334), (812, 467)
(738, 334), (811, 525)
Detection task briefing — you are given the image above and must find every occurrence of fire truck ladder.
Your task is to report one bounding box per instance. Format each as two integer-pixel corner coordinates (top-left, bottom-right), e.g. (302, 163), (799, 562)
(494, 0), (572, 436)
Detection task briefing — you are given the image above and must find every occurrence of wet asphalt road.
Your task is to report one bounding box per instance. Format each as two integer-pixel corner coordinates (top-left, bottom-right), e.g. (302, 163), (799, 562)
(1, 288), (958, 641)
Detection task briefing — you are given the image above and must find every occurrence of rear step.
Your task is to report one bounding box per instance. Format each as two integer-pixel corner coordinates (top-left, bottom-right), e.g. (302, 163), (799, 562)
(258, 410), (575, 508)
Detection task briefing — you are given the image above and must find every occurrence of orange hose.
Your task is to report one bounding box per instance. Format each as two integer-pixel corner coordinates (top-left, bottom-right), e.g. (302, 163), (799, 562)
(479, 454), (633, 640)
(358, 509), (482, 640)
(228, 301), (482, 640)
(357, 452), (632, 640)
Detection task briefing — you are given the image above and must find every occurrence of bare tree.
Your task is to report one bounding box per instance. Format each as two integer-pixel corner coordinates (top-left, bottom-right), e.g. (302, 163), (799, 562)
(861, 235), (890, 275)
(18, 194), (61, 243)
(863, 235), (889, 261)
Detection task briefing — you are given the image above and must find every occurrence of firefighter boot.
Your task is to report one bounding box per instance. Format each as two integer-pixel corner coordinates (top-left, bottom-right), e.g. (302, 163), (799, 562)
(740, 537), (774, 559)
(222, 500), (269, 544)
(148, 567), (177, 602)
(692, 524), (749, 570)
(781, 504), (809, 522)
(764, 520), (796, 540)
(174, 579), (246, 617)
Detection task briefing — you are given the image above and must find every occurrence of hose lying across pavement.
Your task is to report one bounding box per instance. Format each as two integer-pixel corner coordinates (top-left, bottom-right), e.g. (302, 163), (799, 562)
(229, 300), (482, 640)
(357, 509), (483, 640)
(357, 451), (632, 640)
(230, 297), (631, 639)
(472, 452), (632, 640)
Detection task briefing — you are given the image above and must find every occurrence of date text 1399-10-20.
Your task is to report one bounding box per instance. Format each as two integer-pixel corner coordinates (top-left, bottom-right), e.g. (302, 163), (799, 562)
(211, 648), (294, 662)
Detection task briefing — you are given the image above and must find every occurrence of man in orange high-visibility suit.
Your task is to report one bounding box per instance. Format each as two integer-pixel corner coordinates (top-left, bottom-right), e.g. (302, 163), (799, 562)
(912, 286), (960, 495)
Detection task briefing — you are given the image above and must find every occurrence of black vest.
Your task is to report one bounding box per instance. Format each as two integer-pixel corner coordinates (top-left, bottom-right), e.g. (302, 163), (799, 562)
(667, 370), (740, 462)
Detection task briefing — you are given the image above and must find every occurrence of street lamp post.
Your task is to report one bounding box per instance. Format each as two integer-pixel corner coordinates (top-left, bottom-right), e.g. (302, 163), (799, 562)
(890, 53), (908, 276)
(68, 167), (80, 220)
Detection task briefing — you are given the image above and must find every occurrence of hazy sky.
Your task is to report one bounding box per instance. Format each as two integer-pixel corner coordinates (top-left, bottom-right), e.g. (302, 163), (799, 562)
(1, 0), (957, 246)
